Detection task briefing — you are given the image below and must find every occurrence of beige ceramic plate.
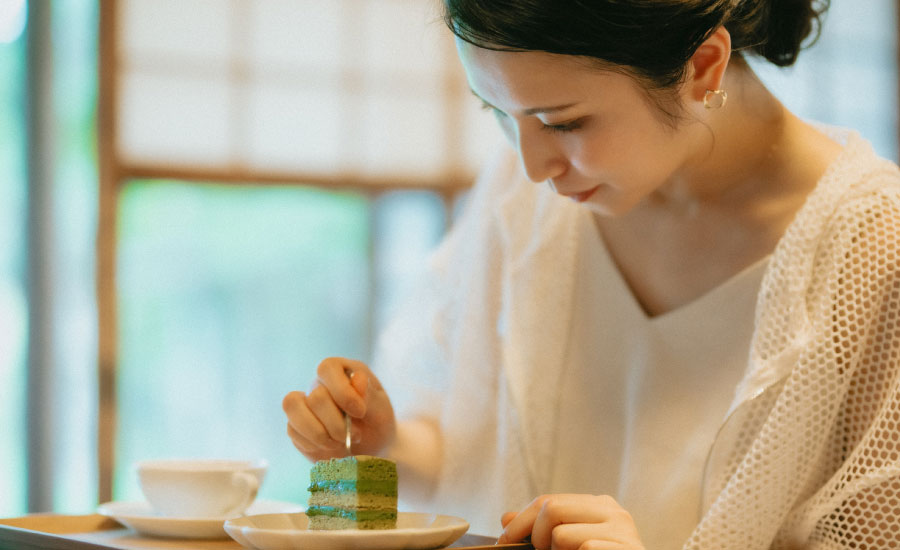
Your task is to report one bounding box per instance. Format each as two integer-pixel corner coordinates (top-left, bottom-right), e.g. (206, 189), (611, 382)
(98, 500), (303, 539)
(225, 511), (469, 550)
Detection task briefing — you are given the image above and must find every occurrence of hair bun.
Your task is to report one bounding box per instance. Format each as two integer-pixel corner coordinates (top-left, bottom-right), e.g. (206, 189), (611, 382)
(731, 0), (829, 67)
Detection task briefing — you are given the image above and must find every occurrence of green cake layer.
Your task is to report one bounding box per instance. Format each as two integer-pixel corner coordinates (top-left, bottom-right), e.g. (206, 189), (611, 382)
(307, 455), (398, 530)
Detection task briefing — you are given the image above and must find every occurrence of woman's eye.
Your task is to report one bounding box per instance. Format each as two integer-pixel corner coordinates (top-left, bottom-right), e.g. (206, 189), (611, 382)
(541, 119), (584, 134)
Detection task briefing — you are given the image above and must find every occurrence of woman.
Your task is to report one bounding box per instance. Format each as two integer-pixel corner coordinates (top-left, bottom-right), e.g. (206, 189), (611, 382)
(283, 1), (900, 548)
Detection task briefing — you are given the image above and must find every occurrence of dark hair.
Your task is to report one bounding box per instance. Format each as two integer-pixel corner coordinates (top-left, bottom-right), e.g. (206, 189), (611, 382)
(442, 0), (829, 116)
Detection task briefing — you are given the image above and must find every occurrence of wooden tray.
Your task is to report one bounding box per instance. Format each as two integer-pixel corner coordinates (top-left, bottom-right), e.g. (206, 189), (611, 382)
(0, 514), (513, 550)
(0, 514), (242, 550)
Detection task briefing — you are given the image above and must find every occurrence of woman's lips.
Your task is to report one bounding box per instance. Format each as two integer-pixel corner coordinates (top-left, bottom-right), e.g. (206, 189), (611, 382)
(561, 186), (600, 203)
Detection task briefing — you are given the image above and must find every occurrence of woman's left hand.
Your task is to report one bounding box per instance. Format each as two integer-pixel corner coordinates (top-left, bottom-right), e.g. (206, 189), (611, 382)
(497, 494), (646, 550)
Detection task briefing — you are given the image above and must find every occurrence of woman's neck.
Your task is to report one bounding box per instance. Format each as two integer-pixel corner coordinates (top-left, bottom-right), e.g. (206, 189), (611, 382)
(660, 62), (793, 211)
(594, 60), (843, 316)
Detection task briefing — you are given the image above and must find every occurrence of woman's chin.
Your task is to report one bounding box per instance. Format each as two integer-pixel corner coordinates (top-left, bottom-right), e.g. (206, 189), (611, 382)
(576, 193), (631, 218)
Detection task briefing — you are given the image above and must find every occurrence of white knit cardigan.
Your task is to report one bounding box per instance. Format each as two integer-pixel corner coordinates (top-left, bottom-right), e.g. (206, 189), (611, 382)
(376, 129), (900, 548)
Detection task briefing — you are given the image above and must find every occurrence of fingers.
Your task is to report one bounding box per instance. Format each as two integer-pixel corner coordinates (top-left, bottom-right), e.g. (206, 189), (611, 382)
(283, 357), (397, 461)
(499, 494), (641, 550)
(282, 390), (344, 456)
(549, 523), (635, 550)
(282, 358), (379, 461)
(286, 419), (342, 461)
(501, 511), (518, 528)
(529, 495), (619, 550)
(316, 357), (370, 418)
(306, 384), (350, 443)
(498, 497), (541, 544)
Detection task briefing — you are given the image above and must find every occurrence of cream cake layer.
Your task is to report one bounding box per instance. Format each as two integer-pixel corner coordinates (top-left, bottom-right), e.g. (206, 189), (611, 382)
(308, 491), (397, 508)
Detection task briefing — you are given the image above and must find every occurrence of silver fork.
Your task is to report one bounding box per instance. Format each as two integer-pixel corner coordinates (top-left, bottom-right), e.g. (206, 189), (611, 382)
(343, 368), (354, 454)
(344, 411), (352, 454)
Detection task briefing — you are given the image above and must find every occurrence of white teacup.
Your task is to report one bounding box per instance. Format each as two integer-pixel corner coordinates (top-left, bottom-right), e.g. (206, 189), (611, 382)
(136, 458), (268, 518)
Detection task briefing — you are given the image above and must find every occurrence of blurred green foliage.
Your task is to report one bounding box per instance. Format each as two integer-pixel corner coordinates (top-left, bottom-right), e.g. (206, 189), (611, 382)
(115, 182), (372, 505)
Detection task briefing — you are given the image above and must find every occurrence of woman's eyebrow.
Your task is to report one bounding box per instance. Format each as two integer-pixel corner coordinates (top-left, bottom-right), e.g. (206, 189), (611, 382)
(469, 89), (576, 115)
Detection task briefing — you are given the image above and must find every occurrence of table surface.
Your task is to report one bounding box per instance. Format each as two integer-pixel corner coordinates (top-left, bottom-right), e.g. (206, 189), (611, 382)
(0, 514), (504, 550)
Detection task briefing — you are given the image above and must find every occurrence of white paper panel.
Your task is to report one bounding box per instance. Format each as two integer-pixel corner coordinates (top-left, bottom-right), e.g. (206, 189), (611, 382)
(359, 93), (445, 178)
(119, 0), (232, 68)
(119, 72), (232, 166)
(361, 0), (447, 78)
(248, 0), (343, 73)
(245, 84), (344, 173)
(115, 0), (483, 181)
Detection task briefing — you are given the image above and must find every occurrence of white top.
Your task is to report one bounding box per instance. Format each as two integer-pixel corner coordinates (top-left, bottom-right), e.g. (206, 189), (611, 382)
(377, 128), (900, 549)
(554, 222), (768, 549)
(378, 144), (768, 540)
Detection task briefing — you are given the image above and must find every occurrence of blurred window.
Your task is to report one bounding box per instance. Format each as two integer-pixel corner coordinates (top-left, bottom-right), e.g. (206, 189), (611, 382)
(7, 0), (898, 514)
(48, 0), (100, 513)
(114, 182), (375, 502)
(102, 0), (496, 506)
(0, 0), (28, 518)
(103, 0), (900, 507)
(750, 0), (898, 160)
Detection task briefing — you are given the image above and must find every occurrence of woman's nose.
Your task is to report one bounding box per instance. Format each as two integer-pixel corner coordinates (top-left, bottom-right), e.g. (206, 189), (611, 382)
(516, 128), (567, 183)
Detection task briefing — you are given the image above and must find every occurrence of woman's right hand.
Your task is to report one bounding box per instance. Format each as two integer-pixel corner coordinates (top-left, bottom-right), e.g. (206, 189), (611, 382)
(282, 357), (396, 462)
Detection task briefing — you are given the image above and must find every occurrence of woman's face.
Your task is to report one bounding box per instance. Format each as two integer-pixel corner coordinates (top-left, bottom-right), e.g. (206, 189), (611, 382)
(456, 40), (701, 216)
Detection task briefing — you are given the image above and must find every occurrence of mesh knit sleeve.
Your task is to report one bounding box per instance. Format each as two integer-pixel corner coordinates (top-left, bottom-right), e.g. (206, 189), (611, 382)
(687, 172), (900, 549)
(785, 183), (900, 548)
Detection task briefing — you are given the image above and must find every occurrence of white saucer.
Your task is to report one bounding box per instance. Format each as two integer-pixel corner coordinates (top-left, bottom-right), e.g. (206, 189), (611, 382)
(224, 511), (469, 550)
(97, 499), (304, 539)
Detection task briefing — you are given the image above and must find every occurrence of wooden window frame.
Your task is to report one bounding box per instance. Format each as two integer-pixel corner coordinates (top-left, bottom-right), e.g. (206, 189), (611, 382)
(96, 0), (470, 503)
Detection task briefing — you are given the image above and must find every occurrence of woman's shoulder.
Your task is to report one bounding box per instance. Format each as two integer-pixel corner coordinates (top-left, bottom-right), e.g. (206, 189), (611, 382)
(782, 128), (900, 251)
(820, 130), (900, 236)
(800, 136), (900, 307)
(813, 126), (900, 195)
(760, 130), (899, 317)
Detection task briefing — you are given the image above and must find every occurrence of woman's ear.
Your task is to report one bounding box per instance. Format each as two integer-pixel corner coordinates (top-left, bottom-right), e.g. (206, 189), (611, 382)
(687, 26), (732, 103)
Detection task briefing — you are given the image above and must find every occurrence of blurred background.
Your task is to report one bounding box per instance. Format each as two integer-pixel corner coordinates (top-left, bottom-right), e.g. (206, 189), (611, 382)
(1, 0), (897, 516)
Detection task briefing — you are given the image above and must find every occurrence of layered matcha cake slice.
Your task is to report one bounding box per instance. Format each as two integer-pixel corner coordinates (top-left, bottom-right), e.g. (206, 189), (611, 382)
(307, 455), (398, 530)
